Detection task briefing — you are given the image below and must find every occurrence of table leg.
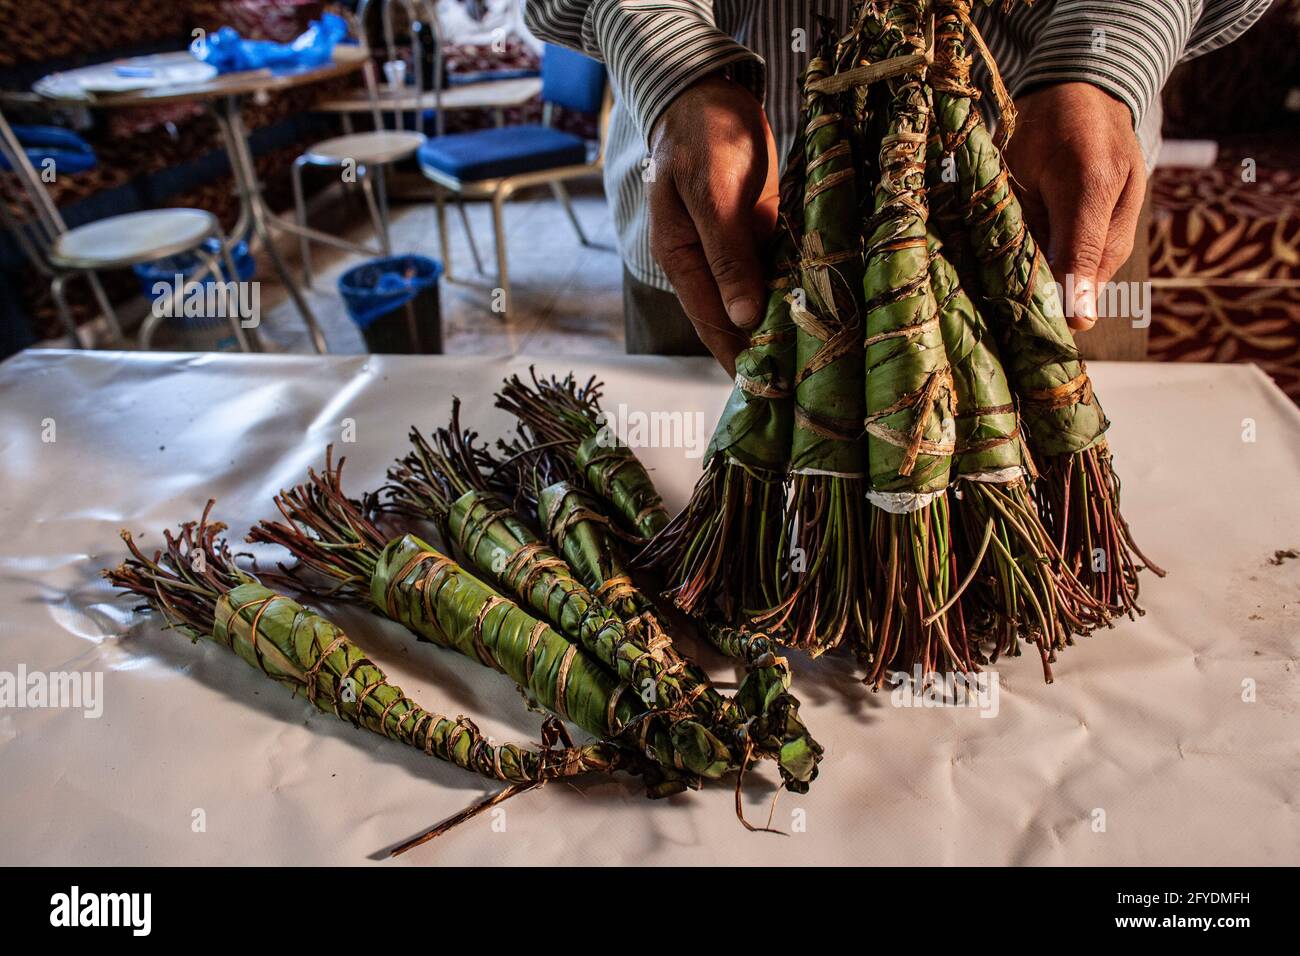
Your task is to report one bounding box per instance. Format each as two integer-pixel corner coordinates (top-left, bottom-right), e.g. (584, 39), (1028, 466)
(210, 97), (329, 354)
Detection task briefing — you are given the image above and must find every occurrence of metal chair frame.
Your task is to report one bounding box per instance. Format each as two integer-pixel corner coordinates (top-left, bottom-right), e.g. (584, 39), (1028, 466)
(292, 0), (442, 286)
(0, 107), (257, 351)
(420, 87), (612, 314)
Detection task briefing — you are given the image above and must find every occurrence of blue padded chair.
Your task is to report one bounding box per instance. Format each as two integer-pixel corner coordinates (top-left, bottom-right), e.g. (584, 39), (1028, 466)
(417, 43), (609, 314)
(0, 125), (97, 175)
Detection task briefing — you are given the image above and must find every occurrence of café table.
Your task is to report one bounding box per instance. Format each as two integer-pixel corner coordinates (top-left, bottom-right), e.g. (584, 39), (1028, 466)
(315, 74), (543, 130)
(0, 349), (1295, 865)
(28, 47), (374, 354)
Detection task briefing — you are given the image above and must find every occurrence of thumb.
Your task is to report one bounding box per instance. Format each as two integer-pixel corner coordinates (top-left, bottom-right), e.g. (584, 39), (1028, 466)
(683, 197), (769, 332)
(1044, 187), (1109, 332)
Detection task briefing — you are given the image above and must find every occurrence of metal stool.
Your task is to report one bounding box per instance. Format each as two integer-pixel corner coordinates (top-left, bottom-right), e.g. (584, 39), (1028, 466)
(1, 108), (256, 351)
(291, 0), (438, 285)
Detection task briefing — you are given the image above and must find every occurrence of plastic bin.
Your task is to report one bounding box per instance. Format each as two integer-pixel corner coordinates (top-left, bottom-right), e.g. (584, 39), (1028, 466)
(338, 254), (443, 354)
(134, 238), (255, 330)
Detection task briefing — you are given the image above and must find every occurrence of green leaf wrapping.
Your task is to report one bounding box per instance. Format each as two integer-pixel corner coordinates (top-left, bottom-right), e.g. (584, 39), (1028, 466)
(213, 582), (557, 782)
(535, 480), (822, 790)
(537, 480), (643, 621)
(732, 664), (822, 794)
(790, 53), (866, 476)
(536, 481), (711, 697)
(701, 621), (778, 668)
(575, 434), (669, 539)
(863, 2), (953, 495)
(929, 4), (1107, 457)
(637, 116), (808, 621)
(706, 128), (806, 469)
(928, 233), (1030, 477)
(929, 233), (1107, 664)
(928, 2), (1161, 625)
(448, 487), (672, 698)
(853, 0), (974, 685)
(107, 510), (620, 792)
(764, 30), (875, 655)
(543, 479), (760, 712)
(370, 533), (733, 780)
(535, 480), (750, 731)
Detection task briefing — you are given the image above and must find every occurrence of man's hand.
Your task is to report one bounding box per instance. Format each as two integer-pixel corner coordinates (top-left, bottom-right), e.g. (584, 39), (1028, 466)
(1002, 82), (1147, 332)
(648, 74), (780, 375)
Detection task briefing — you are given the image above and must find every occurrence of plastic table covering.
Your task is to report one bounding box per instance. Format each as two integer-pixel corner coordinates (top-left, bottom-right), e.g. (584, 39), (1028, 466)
(0, 349), (1296, 866)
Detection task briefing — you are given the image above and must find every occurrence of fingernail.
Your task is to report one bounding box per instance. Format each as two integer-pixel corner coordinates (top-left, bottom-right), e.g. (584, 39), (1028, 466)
(726, 297), (761, 330)
(1073, 278), (1098, 324)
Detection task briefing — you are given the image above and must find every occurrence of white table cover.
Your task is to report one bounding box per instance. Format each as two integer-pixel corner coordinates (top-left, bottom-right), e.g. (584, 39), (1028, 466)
(0, 350), (1296, 866)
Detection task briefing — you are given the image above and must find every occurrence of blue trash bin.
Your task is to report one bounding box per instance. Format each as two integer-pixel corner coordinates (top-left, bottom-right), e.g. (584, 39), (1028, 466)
(134, 238), (256, 330)
(338, 254), (443, 354)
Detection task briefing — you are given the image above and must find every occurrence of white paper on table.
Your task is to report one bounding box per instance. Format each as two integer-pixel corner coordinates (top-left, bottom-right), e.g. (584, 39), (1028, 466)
(0, 350), (1296, 865)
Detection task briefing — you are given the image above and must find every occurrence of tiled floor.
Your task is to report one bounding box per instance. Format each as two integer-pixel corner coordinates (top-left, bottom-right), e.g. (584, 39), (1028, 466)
(123, 176), (627, 358)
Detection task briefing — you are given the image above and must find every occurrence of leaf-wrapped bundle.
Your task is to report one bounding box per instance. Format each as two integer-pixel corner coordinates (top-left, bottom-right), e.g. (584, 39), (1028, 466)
(495, 370), (668, 540)
(251, 455), (735, 788)
(856, 0), (972, 682)
(928, 0), (1162, 617)
(372, 534), (733, 780)
(574, 435), (668, 539)
(769, 31), (872, 654)
(105, 510), (620, 791)
(448, 487), (673, 698)
(638, 126), (807, 618)
(862, 8), (953, 497)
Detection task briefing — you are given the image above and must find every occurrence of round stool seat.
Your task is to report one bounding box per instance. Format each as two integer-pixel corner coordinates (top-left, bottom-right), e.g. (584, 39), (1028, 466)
(302, 131), (426, 166)
(48, 209), (219, 270)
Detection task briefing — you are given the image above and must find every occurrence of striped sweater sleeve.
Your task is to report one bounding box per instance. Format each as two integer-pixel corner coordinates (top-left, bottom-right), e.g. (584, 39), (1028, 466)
(523, 0), (765, 143)
(1005, 0), (1274, 128)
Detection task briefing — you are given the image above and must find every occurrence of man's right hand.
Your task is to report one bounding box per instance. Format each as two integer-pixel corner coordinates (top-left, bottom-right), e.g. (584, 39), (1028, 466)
(648, 73), (780, 376)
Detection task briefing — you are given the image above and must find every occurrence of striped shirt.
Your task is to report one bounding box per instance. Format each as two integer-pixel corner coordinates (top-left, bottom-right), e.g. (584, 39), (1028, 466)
(523, 0), (1272, 292)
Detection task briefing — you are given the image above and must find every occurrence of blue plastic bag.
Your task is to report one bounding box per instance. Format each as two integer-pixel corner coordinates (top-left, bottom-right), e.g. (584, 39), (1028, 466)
(192, 12), (350, 75)
(338, 255), (442, 330)
(134, 238), (256, 329)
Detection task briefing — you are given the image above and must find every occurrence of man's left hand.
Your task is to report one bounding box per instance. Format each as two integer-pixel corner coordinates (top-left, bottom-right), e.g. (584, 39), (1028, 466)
(1002, 82), (1147, 332)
